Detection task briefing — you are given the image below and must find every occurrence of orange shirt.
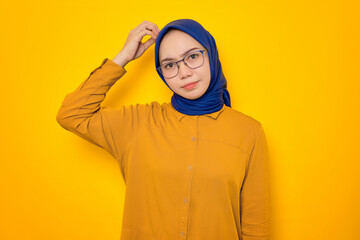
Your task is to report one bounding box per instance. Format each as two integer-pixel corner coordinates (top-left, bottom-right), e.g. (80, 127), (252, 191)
(56, 58), (271, 240)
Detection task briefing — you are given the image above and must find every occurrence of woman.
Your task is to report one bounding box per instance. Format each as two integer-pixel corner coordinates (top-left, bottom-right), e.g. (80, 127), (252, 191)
(57, 19), (271, 240)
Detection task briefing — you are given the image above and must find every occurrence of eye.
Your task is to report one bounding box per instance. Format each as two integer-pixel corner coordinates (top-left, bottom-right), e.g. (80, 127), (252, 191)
(189, 53), (198, 59)
(164, 62), (175, 69)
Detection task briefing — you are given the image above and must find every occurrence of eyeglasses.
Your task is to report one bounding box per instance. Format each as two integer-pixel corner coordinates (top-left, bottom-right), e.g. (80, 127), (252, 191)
(157, 49), (207, 79)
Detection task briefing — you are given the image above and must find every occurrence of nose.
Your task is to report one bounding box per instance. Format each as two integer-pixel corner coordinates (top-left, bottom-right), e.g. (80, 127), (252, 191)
(177, 60), (192, 79)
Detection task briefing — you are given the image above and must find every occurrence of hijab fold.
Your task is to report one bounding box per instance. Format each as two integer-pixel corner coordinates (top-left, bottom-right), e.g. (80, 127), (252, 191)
(155, 19), (231, 115)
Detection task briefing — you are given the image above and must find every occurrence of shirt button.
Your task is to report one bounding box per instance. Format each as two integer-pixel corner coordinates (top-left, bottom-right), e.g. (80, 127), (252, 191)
(184, 197), (188, 203)
(180, 231), (185, 236)
(188, 165), (192, 170)
(192, 136), (196, 141)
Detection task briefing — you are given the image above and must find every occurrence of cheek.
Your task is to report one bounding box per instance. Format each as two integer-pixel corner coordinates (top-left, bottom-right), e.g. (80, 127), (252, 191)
(165, 80), (179, 91)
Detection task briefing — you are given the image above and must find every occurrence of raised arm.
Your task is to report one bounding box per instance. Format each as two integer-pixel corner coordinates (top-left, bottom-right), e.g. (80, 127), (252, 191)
(56, 21), (161, 178)
(240, 124), (272, 240)
(56, 57), (128, 159)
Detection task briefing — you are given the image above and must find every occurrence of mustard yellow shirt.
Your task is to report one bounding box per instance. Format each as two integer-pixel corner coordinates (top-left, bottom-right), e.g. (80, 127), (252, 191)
(56, 58), (271, 240)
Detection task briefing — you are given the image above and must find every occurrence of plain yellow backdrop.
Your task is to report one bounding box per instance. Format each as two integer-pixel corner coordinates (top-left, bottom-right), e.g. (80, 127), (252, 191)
(1, 0), (359, 239)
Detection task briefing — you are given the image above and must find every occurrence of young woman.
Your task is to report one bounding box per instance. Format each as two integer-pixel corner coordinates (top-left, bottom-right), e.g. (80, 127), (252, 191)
(57, 19), (271, 240)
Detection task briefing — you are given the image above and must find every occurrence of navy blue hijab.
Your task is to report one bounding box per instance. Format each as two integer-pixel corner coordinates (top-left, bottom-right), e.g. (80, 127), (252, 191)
(154, 19), (231, 116)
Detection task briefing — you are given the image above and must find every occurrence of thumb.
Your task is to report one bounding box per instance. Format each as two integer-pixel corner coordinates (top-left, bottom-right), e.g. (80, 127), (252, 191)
(142, 37), (156, 51)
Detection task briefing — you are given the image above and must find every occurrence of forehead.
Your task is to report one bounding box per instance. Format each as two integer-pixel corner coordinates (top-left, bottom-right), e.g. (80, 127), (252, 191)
(159, 29), (203, 58)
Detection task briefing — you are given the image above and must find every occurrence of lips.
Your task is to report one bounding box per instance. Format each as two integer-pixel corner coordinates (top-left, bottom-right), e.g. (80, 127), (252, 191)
(182, 81), (199, 88)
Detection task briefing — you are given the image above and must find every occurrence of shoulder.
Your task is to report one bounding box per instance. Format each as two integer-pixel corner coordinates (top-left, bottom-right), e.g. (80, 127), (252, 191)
(125, 101), (164, 112)
(146, 101), (170, 115)
(221, 106), (264, 150)
(135, 101), (173, 125)
(223, 106), (262, 130)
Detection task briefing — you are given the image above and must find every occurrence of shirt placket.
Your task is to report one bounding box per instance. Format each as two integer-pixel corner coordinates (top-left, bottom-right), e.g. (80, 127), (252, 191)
(179, 116), (199, 239)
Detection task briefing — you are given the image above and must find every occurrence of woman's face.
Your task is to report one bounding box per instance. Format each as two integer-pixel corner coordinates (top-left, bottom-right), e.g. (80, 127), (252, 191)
(159, 29), (211, 100)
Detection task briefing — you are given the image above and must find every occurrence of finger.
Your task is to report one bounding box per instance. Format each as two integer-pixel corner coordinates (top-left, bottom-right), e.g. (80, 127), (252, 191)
(139, 28), (157, 40)
(143, 21), (160, 34)
(153, 24), (160, 33)
(152, 24), (161, 34)
(143, 24), (159, 37)
(142, 37), (156, 51)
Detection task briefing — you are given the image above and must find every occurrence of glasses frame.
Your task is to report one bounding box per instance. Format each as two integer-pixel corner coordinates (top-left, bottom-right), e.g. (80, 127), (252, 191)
(157, 49), (207, 79)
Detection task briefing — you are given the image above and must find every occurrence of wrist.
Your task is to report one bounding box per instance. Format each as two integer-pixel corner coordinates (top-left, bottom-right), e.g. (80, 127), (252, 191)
(112, 53), (130, 68)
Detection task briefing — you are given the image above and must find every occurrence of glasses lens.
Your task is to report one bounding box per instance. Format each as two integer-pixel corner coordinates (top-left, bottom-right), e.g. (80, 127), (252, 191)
(185, 51), (204, 69)
(160, 62), (178, 78)
(160, 51), (205, 78)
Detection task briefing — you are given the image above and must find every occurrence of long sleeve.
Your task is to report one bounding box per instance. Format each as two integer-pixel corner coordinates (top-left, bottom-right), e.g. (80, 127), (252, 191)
(240, 124), (272, 240)
(56, 58), (150, 177)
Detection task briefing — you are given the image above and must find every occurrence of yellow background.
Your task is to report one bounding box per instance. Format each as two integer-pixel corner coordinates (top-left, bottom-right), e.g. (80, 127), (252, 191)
(1, 0), (359, 239)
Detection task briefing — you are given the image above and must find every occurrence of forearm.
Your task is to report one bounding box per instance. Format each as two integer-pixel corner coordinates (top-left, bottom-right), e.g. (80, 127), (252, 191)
(112, 51), (131, 68)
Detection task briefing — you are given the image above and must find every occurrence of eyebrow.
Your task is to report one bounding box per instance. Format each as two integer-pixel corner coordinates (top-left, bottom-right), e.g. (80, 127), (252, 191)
(160, 47), (200, 64)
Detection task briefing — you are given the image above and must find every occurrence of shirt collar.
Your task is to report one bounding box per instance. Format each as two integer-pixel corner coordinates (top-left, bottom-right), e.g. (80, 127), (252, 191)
(170, 104), (226, 121)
